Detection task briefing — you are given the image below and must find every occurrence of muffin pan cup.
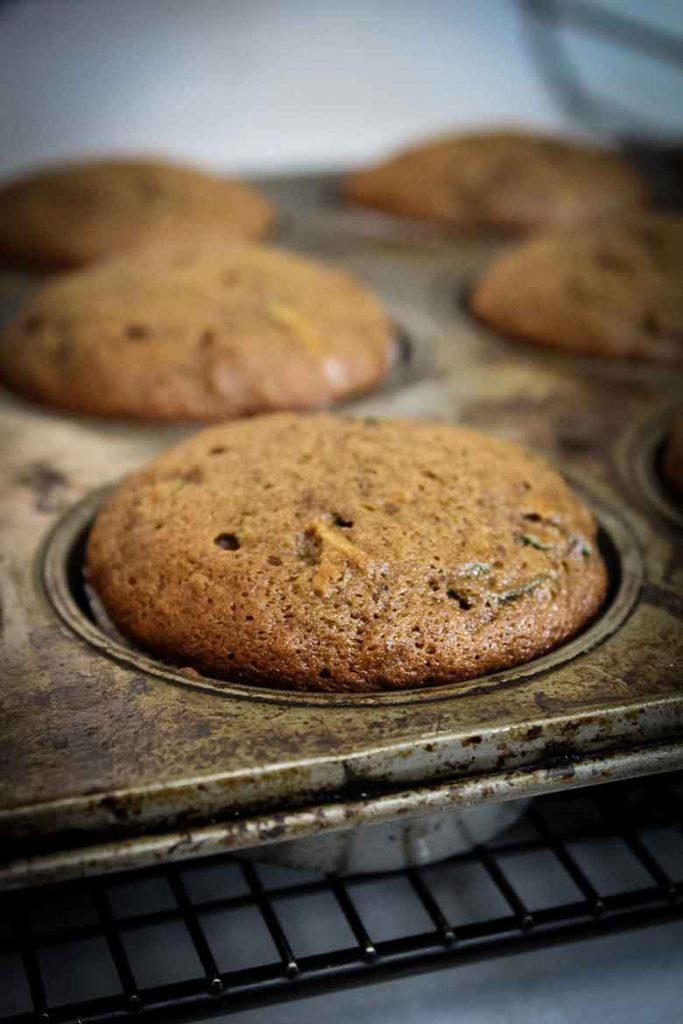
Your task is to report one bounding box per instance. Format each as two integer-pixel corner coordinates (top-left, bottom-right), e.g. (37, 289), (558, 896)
(0, 173), (682, 888)
(617, 404), (683, 533)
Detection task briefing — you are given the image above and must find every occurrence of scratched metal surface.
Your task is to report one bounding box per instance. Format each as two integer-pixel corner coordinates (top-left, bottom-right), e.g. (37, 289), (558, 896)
(0, 173), (681, 888)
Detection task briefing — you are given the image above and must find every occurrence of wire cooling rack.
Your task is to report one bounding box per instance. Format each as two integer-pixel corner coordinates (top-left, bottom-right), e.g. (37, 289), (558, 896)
(1, 771), (682, 1023)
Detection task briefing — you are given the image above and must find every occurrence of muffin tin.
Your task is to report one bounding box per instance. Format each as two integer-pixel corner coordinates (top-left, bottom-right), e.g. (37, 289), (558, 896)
(0, 172), (681, 889)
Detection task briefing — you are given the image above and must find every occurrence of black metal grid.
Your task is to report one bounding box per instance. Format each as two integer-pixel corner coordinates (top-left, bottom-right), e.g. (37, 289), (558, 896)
(1, 772), (682, 1023)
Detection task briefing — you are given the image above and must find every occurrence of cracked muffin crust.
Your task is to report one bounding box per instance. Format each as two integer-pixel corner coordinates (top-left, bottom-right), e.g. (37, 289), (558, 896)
(0, 157), (274, 270)
(471, 213), (683, 363)
(86, 414), (608, 692)
(345, 130), (646, 233)
(0, 241), (395, 420)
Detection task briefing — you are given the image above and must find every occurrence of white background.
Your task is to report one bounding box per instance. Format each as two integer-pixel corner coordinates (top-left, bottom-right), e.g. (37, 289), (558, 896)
(0, 0), (682, 179)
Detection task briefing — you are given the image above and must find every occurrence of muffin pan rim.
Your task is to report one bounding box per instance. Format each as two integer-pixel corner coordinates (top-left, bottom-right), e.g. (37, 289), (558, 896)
(618, 405), (683, 532)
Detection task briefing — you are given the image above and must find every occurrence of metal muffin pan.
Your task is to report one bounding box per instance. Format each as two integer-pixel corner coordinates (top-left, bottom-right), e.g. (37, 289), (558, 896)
(0, 172), (681, 890)
(242, 797), (532, 875)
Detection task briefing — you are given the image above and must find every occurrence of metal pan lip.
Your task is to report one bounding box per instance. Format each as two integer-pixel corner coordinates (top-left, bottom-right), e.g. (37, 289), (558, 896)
(39, 479), (643, 710)
(618, 404), (683, 532)
(362, 317), (425, 399)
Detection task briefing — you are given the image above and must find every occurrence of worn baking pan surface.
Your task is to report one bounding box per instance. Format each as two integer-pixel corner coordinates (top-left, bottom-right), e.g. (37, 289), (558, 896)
(0, 173), (681, 888)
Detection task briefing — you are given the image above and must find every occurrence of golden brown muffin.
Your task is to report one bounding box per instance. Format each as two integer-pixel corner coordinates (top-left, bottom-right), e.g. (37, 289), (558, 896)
(0, 241), (395, 420)
(470, 214), (683, 363)
(345, 130), (646, 232)
(86, 414), (608, 692)
(0, 158), (274, 270)
(663, 413), (683, 495)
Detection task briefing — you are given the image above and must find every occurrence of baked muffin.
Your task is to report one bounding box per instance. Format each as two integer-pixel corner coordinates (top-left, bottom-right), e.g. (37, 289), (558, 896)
(663, 413), (683, 496)
(0, 158), (274, 270)
(471, 214), (683, 363)
(345, 130), (646, 232)
(0, 241), (395, 420)
(86, 414), (608, 693)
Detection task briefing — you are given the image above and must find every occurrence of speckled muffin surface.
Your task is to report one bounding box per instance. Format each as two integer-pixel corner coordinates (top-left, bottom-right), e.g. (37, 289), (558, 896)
(86, 414), (608, 693)
(471, 214), (683, 363)
(663, 413), (683, 496)
(0, 242), (395, 420)
(0, 158), (274, 269)
(345, 130), (646, 232)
